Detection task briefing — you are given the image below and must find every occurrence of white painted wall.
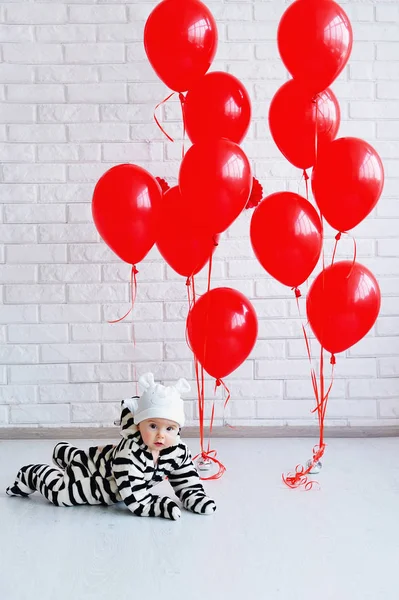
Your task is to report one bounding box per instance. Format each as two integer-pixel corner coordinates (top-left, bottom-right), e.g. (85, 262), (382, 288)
(0, 0), (398, 429)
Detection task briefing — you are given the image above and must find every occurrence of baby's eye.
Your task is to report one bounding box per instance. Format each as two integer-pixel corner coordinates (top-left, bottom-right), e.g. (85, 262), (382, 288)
(167, 426), (175, 432)
(150, 423), (157, 429)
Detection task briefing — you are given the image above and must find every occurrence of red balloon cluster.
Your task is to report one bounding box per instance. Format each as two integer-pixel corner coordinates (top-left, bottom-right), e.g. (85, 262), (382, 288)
(90, 1), (258, 387)
(277, 0), (353, 95)
(144, 0), (253, 239)
(251, 0), (384, 362)
(144, 0), (257, 379)
(270, 0), (352, 172)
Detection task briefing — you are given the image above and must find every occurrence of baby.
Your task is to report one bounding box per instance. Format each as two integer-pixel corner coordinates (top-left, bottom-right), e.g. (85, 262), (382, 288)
(6, 373), (216, 520)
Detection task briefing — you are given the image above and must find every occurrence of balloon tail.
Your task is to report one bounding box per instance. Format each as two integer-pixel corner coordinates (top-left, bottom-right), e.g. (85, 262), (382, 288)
(108, 265), (138, 324)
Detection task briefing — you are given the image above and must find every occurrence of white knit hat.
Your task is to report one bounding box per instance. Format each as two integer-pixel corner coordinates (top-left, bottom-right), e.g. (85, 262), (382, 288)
(124, 373), (191, 427)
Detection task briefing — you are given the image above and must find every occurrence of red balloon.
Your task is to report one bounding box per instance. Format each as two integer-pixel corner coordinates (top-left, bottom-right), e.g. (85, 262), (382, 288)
(307, 261), (381, 355)
(92, 164), (161, 265)
(250, 192), (322, 288)
(179, 139), (252, 234)
(156, 186), (219, 277)
(311, 137), (384, 232)
(187, 287), (258, 379)
(268, 80), (340, 170)
(277, 0), (353, 95)
(184, 71), (251, 145)
(144, 0), (218, 92)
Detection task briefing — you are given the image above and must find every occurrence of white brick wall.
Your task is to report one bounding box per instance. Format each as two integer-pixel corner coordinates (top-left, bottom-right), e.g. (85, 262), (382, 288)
(0, 0), (398, 429)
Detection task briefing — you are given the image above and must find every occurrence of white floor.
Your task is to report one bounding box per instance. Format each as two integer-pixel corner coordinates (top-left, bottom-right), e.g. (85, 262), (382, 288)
(1, 437), (398, 600)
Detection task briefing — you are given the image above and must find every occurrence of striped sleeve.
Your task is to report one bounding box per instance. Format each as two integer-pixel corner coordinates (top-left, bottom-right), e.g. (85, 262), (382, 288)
(112, 446), (180, 520)
(167, 446), (217, 515)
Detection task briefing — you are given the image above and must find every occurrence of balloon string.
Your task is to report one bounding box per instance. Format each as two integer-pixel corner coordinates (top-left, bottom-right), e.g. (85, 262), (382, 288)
(207, 244), (213, 294)
(189, 256), (226, 480)
(185, 275), (197, 355)
(303, 169), (309, 200)
(314, 94), (319, 170)
(186, 275), (194, 311)
(283, 343), (335, 489)
(215, 377), (231, 409)
(193, 449), (226, 481)
(108, 265), (138, 324)
(192, 362), (226, 480)
(347, 234), (357, 279)
(132, 321), (138, 396)
(207, 401), (215, 453)
(331, 231), (357, 278)
(283, 288), (335, 490)
(154, 92), (175, 142)
(179, 92), (186, 159)
(331, 232), (341, 265)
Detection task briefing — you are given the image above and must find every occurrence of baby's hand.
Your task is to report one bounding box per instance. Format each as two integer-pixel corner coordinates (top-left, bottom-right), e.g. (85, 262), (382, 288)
(184, 493), (216, 515)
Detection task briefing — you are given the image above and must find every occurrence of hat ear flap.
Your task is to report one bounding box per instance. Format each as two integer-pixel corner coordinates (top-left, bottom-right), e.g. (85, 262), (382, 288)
(174, 378), (191, 395)
(138, 372), (155, 391)
(122, 398), (138, 415)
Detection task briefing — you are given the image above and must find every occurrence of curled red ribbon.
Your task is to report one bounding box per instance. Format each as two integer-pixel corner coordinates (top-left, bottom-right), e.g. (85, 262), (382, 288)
(108, 265), (138, 324)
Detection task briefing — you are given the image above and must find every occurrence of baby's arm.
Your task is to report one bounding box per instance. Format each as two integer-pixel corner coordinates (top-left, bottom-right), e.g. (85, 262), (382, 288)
(112, 447), (181, 520)
(168, 447), (216, 515)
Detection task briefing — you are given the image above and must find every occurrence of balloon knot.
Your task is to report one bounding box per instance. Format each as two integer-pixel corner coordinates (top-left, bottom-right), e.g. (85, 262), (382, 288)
(330, 354), (336, 365)
(213, 236), (219, 247)
(293, 287), (301, 298)
(132, 265), (139, 275)
(303, 170), (309, 181)
(335, 232), (342, 241)
(178, 92), (186, 104)
(155, 177), (170, 194)
(186, 277), (191, 286)
(215, 378), (222, 387)
(245, 177), (263, 209)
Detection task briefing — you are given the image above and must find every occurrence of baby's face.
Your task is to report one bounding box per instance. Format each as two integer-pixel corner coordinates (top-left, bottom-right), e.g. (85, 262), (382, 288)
(138, 418), (179, 452)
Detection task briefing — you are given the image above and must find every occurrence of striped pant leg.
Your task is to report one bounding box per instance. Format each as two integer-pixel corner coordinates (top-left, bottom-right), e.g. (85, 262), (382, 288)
(7, 461), (103, 507)
(6, 463), (65, 504)
(54, 460), (103, 506)
(52, 442), (87, 470)
(51, 448), (105, 506)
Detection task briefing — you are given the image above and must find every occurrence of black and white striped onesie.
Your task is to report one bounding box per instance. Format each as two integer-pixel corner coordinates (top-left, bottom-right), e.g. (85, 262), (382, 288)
(6, 400), (216, 520)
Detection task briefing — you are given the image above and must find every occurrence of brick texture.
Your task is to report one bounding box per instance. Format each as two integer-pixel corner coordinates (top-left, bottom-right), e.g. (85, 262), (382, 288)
(0, 0), (397, 428)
